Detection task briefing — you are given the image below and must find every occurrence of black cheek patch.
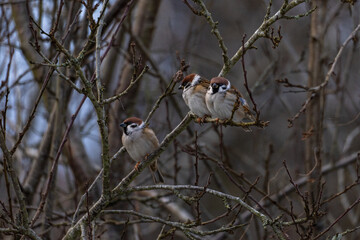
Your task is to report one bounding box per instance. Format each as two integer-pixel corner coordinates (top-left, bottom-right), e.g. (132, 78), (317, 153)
(124, 126), (129, 135)
(211, 84), (219, 93)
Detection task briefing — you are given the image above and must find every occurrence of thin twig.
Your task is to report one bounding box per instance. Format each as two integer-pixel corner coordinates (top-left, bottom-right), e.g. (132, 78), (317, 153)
(71, 147), (126, 226)
(96, 19), (105, 103)
(241, 34), (260, 119)
(10, 8), (82, 155)
(287, 93), (316, 128)
(144, 71), (181, 124)
(30, 96), (87, 227)
(288, 22), (360, 127)
(200, 115), (269, 128)
(103, 65), (149, 104)
(63, 113), (196, 239)
(101, 209), (247, 237)
(0, 131), (29, 227)
(217, 0), (312, 76)
(191, 0), (230, 68)
(313, 196), (360, 240)
(125, 185), (285, 239)
(310, 22), (360, 92)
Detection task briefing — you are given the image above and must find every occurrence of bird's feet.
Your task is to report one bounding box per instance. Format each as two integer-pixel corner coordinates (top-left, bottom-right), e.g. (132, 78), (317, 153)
(224, 118), (233, 125)
(215, 118), (221, 125)
(135, 154), (151, 171)
(134, 161), (141, 171)
(195, 116), (206, 124)
(195, 117), (202, 124)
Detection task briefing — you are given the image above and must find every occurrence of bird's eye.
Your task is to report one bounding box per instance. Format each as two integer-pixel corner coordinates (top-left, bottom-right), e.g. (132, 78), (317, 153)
(211, 83), (218, 89)
(184, 82), (191, 89)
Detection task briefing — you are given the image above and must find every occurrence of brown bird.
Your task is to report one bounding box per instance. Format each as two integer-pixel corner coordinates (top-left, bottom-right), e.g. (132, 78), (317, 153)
(179, 73), (211, 120)
(120, 117), (164, 183)
(205, 77), (255, 129)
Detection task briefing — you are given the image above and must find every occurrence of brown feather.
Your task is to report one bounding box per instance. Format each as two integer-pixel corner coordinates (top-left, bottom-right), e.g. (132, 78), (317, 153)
(122, 117), (143, 125)
(210, 77), (229, 85)
(181, 74), (211, 117)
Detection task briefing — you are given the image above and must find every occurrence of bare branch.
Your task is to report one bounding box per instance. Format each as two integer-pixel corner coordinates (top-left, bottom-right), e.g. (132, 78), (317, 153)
(191, 0), (230, 68)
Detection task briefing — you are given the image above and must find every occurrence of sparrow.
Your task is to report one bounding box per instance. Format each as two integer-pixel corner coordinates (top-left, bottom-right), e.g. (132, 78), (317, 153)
(120, 117), (164, 183)
(205, 77), (255, 126)
(179, 73), (211, 120)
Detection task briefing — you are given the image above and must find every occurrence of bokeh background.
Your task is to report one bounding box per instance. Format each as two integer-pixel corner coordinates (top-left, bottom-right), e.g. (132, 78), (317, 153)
(1, 0), (360, 239)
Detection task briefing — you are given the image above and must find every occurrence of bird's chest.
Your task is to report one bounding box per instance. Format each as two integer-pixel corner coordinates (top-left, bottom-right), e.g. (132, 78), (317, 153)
(184, 88), (208, 116)
(182, 87), (196, 106)
(208, 93), (236, 118)
(122, 131), (154, 161)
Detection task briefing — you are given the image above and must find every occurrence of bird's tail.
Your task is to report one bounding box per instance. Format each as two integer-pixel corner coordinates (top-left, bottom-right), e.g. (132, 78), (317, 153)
(150, 161), (164, 184)
(239, 98), (256, 122)
(246, 112), (256, 122)
(241, 126), (252, 132)
(150, 169), (164, 184)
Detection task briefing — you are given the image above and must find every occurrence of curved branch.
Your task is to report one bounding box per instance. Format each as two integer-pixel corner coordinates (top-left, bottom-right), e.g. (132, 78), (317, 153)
(124, 185), (285, 239)
(101, 210), (247, 237)
(63, 113), (195, 239)
(218, 0), (312, 76)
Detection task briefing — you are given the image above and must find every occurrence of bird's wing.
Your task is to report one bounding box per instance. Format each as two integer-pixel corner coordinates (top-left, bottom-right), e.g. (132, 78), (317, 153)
(145, 128), (160, 149)
(228, 88), (255, 120)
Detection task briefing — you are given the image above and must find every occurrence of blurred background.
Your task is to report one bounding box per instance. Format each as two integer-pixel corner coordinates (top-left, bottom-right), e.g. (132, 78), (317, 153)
(0, 0), (360, 239)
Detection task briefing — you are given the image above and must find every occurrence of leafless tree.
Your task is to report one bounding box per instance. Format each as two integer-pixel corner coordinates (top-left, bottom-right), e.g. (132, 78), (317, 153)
(0, 0), (360, 239)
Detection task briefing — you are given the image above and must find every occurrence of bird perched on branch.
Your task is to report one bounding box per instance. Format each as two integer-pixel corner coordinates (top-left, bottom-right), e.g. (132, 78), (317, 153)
(205, 77), (255, 130)
(120, 117), (164, 183)
(179, 73), (211, 121)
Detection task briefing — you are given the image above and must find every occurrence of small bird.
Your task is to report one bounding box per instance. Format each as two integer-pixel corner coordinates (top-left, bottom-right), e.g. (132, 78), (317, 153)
(179, 73), (211, 120)
(120, 117), (164, 183)
(205, 77), (255, 125)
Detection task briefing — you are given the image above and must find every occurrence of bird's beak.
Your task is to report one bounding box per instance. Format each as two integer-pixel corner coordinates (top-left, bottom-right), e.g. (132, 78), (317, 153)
(178, 85), (184, 90)
(119, 123), (126, 128)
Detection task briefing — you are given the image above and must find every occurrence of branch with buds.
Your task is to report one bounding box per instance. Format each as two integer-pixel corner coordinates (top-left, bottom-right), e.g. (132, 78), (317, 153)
(194, 114), (269, 128)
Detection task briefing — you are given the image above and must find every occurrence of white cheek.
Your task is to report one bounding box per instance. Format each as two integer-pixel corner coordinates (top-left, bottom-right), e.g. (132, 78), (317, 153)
(192, 75), (201, 86)
(219, 86), (228, 93)
(127, 127), (135, 134)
